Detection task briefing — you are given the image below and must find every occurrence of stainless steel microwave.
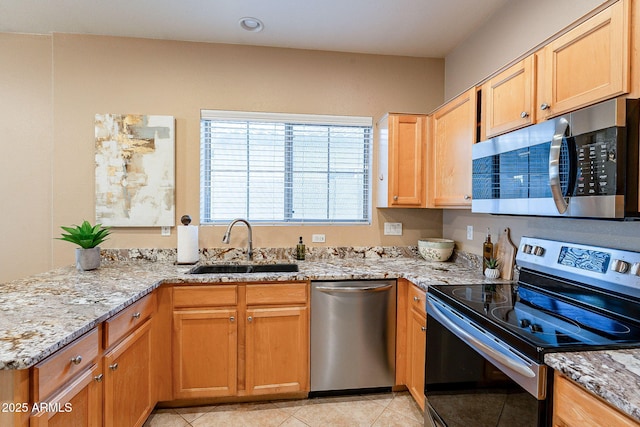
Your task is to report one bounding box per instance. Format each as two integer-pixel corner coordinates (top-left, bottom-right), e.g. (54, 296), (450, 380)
(472, 98), (639, 219)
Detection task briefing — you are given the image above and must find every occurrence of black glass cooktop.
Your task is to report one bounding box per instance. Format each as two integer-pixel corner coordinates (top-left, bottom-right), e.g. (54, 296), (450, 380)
(428, 272), (640, 360)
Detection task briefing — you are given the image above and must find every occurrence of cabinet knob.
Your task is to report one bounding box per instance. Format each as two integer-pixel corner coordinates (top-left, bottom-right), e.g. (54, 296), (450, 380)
(520, 111), (529, 118)
(109, 363), (119, 371)
(230, 316), (235, 323)
(421, 326), (427, 332)
(540, 103), (550, 110)
(464, 194), (471, 200)
(70, 355), (82, 365)
(94, 374), (104, 383)
(413, 296), (421, 302)
(132, 312), (141, 319)
(247, 316), (253, 323)
(393, 195), (398, 201)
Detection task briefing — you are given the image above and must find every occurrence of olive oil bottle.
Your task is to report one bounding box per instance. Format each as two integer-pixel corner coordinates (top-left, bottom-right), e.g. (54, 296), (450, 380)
(482, 228), (493, 273)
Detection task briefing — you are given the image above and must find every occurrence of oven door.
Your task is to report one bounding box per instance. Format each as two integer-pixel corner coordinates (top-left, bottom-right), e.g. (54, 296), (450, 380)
(424, 295), (550, 427)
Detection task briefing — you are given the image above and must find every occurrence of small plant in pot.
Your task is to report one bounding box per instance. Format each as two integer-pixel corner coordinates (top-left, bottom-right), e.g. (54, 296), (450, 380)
(58, 220), (111, 271)
(484, 257), (500, 279)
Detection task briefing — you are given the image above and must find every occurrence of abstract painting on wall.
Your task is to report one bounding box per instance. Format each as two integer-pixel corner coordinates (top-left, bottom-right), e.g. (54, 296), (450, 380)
(95, 114), (175, 227)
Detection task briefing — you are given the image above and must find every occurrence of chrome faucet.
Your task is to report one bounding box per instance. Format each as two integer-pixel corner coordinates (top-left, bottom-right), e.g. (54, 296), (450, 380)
(222, 218), (253, 261)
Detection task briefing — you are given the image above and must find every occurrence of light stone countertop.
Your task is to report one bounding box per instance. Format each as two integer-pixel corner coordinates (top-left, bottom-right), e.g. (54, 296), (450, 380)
(2, 249), (639, 422)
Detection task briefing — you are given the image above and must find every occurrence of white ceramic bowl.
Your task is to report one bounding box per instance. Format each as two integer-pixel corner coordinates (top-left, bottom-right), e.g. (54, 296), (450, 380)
(418, 238), (455, 262)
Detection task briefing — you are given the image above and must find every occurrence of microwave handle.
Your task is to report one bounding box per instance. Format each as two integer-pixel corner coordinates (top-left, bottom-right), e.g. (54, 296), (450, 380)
(549, 118), (570, 214)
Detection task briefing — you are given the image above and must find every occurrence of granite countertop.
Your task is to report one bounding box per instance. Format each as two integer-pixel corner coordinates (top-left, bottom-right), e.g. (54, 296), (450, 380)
(0, 252), (494, 370)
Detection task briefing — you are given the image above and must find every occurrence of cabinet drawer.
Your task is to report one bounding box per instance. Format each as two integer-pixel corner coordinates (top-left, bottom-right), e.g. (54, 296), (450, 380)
(554, 373), (638, 427)
(246, 283), (308, 305)
(32, 327), (99, 401)
(408, 285), (426, 316)
(104, 293), (156, 349)
(173, 285), (237, 308)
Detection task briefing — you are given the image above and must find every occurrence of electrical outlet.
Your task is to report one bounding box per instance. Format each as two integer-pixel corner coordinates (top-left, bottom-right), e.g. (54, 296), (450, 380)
(161, 226), (171, 236)
(467, 225), (473, 240)
(384, 222), (403, 236)
(312, 234), (326, 243)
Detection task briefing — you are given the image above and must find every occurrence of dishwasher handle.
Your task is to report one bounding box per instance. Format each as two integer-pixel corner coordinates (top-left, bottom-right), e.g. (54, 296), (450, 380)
(314, 284), (394, 293)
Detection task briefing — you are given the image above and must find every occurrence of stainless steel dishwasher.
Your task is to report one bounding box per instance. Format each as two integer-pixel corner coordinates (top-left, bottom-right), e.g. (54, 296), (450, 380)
(310, 280), (396, 393)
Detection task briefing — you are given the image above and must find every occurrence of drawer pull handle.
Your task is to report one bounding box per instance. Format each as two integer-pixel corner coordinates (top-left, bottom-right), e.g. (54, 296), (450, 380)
(70, 355), (82, 365)
(413, 296), (421, 302)
(109, 363), (119, 371)
(94, 374), (104, 383)
(132, 312), (141, 319)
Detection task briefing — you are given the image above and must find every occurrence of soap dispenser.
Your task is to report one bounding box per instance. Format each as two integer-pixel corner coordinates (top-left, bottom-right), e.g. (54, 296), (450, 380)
(296, 236), (306, 261)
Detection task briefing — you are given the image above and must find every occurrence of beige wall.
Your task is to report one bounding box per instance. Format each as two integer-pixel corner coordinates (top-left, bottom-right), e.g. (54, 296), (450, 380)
(0, 34), (53, 281)
(443, 0), (640, 255)
(0, 33), (445, 278)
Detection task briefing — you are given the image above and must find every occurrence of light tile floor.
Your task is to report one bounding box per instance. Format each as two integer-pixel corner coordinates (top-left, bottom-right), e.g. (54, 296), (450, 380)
(144, 391), (423, 427)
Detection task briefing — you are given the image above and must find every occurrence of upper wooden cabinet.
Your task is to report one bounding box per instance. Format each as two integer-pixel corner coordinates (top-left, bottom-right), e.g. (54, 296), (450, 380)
(428, 88), (476, 208)
(481, 55), (536, 140)
(377, 113), (427, 208)
(538, 0), (630, 120)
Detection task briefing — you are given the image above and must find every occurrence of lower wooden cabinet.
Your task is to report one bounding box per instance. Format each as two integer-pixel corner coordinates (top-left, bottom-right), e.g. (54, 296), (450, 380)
(553, 372), (639, 427)
(103, 319), (153, 427)
(245, 305), (308, 395)
(172, 282), (310, 400)
(172, 308), (238, 399)
(30, 364), (102, 427)
(396, 280), (427, 410)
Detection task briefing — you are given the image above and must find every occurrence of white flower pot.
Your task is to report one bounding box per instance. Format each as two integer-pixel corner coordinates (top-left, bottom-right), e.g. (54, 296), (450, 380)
(484, 268), (500, 279)
(76, 247), (101, 271)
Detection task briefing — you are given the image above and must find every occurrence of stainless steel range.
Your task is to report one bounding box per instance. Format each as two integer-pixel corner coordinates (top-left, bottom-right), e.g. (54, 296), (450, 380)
(424, 237), (640, 427)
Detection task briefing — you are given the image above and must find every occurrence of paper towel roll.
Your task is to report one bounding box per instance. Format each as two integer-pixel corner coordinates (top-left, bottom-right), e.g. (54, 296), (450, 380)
(177, 225), (199, 264)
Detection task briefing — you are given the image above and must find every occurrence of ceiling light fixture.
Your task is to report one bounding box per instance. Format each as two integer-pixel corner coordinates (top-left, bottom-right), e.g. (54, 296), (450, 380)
(239, 17), (264, 32)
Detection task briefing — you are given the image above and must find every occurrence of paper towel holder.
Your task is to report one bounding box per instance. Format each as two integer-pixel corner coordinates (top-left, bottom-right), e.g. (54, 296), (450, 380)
(181, 215), (192, 226)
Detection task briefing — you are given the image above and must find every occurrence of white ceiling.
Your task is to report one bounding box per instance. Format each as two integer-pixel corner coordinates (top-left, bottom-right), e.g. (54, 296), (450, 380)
(0, 0), (511, 57)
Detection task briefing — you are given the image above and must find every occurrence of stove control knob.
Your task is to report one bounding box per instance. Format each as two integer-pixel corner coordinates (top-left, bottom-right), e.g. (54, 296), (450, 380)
(533, 246), (545, 256)
(523, 244), (533, 254)
(611, 259), (630, 274)
(529, 324), (543, 333)
(519, 319), (531, 328)
(630, 262), (640, 276)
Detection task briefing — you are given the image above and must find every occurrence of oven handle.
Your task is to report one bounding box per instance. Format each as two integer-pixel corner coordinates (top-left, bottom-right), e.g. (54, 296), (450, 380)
(427, 298), (536, 379)
(549, 117), (570, 214)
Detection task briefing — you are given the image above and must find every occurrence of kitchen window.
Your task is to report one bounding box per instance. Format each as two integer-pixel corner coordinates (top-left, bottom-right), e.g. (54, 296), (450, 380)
(200, 110), (372, 224)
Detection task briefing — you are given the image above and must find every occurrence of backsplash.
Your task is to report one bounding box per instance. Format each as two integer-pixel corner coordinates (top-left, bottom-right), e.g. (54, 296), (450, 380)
(101, 246), (482, 269)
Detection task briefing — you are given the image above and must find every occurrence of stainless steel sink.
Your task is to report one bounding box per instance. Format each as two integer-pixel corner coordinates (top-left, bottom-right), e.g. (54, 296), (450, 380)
(188, 263), (299, 274)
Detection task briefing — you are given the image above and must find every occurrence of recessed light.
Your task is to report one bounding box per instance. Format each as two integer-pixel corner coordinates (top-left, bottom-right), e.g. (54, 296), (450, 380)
(239, 17), (264, 32)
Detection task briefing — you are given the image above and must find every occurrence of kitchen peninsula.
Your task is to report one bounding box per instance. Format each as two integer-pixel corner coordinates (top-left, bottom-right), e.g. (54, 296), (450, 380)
(0, 248), (639, 426)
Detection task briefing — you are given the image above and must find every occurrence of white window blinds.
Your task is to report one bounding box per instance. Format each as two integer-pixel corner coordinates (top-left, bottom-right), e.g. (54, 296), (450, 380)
(200, 110), (372, 224)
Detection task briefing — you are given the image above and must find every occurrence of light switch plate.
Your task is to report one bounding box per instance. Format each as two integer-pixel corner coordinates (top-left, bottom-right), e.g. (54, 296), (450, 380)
(161, 226), (171, 236)
(384, 222), (402, 236)
(467, 225), (473, 240)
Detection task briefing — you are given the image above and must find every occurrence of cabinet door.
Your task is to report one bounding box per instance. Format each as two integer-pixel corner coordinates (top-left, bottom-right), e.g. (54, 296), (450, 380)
(481, 55), (535, 139)
(245, 306), (309, 395)
(30, 364), (102, 427)
(540, 0), (629, 120)
(103, 319), (153, 427)
(428, 88), (476, 208)
(407, 308), (426, 410)
(388, 114), (426, 207)
(172, 308), (238, 399)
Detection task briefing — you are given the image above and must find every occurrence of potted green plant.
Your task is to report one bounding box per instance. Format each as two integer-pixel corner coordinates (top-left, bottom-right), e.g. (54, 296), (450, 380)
(484, 257), (500, 279)
(58, 220), (111, 271)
